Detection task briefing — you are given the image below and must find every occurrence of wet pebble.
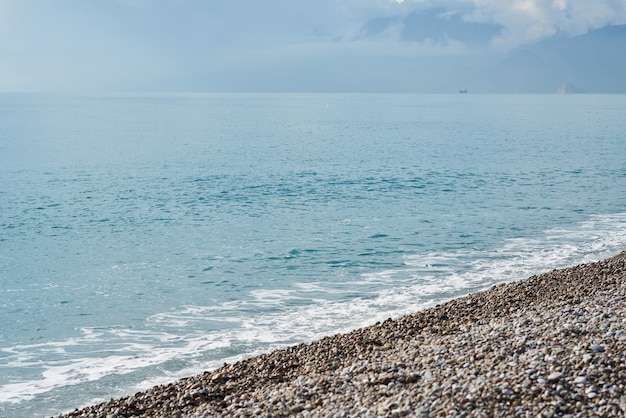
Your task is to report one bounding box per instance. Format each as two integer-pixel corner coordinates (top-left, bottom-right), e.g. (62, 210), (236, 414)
(56, 252), (626, 418)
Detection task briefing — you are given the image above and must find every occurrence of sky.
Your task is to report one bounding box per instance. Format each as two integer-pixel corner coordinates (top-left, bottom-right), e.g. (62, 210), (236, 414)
(1, 0), (626, 92)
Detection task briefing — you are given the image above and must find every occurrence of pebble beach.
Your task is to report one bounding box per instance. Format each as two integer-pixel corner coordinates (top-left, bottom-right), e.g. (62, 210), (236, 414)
(57, 252), (626, 418)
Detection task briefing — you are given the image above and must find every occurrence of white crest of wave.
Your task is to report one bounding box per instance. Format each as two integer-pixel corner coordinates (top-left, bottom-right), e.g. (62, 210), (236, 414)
(2, 212), (625, 405)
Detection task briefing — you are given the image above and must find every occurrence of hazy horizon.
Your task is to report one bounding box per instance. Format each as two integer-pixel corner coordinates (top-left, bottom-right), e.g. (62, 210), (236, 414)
(1, 0), (626, 93)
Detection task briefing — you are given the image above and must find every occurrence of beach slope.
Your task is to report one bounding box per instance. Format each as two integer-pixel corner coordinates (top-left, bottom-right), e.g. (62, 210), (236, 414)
(58, 252), (626, 417)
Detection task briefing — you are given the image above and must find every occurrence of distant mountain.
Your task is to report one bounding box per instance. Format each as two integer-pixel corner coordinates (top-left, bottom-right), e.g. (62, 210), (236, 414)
(474, 24), (626, 93)
(141, 19), (626, 93)
(359, 12), (626, 93)
(481, 49), (554, 93)
(554, 83), (586, 94)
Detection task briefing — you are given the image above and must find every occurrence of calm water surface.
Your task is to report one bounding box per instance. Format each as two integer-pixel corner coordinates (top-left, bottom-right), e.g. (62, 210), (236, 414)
(1, 93), (625, 417)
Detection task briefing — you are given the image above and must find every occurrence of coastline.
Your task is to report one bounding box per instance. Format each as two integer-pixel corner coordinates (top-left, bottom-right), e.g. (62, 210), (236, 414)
(58, 252), (626, 417)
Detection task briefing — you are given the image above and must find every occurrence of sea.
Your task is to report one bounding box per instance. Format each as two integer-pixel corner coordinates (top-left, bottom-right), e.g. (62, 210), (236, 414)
(1, 93), (625, 417)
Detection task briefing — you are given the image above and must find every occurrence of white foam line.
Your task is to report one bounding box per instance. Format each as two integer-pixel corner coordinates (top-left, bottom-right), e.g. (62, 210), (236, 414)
(0, 332), (232, 404)
(2, 212), (625, 405)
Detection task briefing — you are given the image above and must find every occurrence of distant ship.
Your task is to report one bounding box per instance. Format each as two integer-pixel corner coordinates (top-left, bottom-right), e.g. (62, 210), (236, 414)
(459, 89), (468, 94)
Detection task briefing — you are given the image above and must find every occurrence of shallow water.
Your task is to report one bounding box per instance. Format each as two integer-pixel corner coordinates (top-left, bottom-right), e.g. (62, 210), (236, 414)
(1, 93), (625, 417)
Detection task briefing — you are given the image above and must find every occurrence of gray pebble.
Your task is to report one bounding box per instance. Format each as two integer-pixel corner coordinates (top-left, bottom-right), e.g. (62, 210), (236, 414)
(54, 252), (626, 418)
(589, 344), (605, 352)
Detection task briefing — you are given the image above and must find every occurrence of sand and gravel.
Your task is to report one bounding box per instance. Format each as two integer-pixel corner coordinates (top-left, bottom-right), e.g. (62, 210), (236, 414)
(57, 251), (626, 417)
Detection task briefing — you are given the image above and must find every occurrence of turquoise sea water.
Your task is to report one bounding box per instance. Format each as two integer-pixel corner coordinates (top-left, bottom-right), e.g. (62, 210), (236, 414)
(1, 93), (625, 417)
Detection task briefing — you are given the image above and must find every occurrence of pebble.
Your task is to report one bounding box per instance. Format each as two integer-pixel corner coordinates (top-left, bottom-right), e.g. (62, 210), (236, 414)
(547, 372), (563, 382)
(574, 375), (587, 384)
(55, 251), (626, 418)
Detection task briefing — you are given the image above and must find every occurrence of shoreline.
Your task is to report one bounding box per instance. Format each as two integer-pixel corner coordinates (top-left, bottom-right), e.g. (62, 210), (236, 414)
(58, 252), (626, 417)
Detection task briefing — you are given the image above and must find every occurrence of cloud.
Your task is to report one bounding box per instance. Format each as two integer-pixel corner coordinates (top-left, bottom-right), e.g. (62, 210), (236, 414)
(0, 0), (625, 92)
(466, 0), (626, 48)
(378, 0), (626, 48)
(353, 0), (626, 52)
